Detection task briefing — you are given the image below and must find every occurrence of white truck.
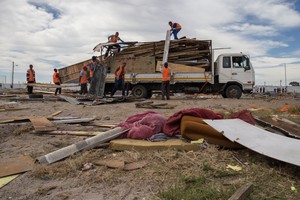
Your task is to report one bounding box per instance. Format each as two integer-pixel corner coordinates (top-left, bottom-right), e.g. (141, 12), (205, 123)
(60, 38), (255, 99)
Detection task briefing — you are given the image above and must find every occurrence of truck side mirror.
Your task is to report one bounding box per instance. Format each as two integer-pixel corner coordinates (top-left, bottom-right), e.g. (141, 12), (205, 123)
(244, 66), (250, 72)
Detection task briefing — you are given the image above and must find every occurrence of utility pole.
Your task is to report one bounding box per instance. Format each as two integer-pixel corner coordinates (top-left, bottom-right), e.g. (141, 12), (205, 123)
(284, 63), (287, 92)
(11, 61), (14, 88)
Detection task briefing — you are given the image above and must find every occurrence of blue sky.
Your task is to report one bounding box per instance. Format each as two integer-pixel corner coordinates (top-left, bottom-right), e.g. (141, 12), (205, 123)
(0, 0), (300, 86)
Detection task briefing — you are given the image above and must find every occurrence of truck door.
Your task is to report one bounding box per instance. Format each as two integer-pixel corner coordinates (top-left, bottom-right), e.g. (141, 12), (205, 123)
(231, 56), (253, 85)
(218, 56), (232, 83)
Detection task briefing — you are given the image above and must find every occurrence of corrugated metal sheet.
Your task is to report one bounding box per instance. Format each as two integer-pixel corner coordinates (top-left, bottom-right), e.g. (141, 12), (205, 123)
(204, 119), (300, 166)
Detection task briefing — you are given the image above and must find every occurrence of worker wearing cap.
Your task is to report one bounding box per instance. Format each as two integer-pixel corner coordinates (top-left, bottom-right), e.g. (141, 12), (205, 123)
(26, 64), (36, 94)
(104, 32), (124, 58)
(161, 62), (171, 100)
(169, 21), (182, 40)
(79, 66), (89, 95)
(53, 68), (62, 95)
(111, 62), (126, 97)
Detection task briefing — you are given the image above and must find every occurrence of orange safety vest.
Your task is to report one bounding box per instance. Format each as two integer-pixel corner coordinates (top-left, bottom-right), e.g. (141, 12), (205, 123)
(171, 22), (181, 30)
(89, 68), (94, 78)
(53, 72), (60, 83)
(27, 69), (35, 82)
(111, 35), (118, 43)
(162, 68), (171, 81)
(80, 70), (88, 84)
(115, 66), (125, 79)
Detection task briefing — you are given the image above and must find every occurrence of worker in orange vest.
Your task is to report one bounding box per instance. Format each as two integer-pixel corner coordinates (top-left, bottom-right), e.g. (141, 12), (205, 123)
(53, 68), (62, 95)
(169, 21), (182, 40)
(79, 66), (89, 95)
(111, 62), (126, 97)
(26, 64), (36, 94)
(161, 62), (171, 100)
(104, 32), (124, 58)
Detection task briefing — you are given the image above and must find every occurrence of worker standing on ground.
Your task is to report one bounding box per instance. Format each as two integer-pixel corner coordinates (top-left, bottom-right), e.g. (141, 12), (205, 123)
(161, 62), (171, 100)
(79, 66), (89, 95)
(53, 68), (62, 95)
(104, 32), (124, 58)
(26, 64), (36, 94)
(169, 21), (181, 40)
(111, 62), (126, 97)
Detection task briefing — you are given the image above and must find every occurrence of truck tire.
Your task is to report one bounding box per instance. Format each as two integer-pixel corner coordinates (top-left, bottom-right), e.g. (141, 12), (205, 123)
(132, 85), (147, 98)
(221, 92), (227, 98)
(225, 85), (242, 99)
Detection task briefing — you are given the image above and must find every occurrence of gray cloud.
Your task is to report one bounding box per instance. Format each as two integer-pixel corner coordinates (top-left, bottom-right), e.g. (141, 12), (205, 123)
(0, 0), (299, 85)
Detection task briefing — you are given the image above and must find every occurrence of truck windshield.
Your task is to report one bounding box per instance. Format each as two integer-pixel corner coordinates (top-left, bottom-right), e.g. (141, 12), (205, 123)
(232, 56), (250, 69)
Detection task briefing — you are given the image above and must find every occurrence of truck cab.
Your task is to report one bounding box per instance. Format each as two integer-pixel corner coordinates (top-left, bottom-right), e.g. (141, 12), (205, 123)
(214, 53), (255, 98)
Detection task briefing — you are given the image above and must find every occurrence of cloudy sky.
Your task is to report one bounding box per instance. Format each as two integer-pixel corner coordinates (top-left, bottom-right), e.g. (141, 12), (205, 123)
(1, 0), (300, 86)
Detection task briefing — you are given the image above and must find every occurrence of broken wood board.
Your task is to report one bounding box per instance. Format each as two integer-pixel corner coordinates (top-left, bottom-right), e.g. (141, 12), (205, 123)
(29, 117), (56, 132)
(135, 101), (176, 109)
(92, 123), (117, 128)
(0, 156), (34, 178)
(204, 119), (300, 166)
(106, 56), (156, 74)
(59, 95), (82, 105)
(0, 107), (28, 112)
(41, 130), (104, 136)
(228, 183), (253, 200)
(52, 118), (95, 124)
(37, 127), (127, 164)
(47, 110), (62, 119)
(123, 160), (147, 171)
(94, 160), (125, 169)
(0, 174), (19, 189)
(26, 83), (79, 88)
(156, 61), (206, 73)
(109, 139), (199, 151)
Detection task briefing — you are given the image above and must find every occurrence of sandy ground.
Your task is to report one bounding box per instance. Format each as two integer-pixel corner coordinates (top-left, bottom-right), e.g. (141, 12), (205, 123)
(0, 93), (299, 200)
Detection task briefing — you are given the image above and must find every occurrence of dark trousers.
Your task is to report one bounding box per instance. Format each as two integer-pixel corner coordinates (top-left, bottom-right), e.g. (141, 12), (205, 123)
(111, 79), (125, 96)
(55, 82), (61, 95)
(105, 44), (121, 58)
(80, 83), (88, 95)
(161, 81), (170, 100)
(172, 29), (181, 40)
(27, 81), (34, 94)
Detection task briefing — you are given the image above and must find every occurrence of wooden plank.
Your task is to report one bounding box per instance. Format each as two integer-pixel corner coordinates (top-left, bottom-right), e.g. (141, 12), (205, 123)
(0, 156), (34, 178)
(47, 110), (62, 118)
(156, 61), (205, 73)
(59, 95), (82, 105)
(41, 130), (104, 136)
(228, 183), (253, 200)
(26, 83), (79, 88)
(29, 117), (56, 132)
(0, 174), (19, 188)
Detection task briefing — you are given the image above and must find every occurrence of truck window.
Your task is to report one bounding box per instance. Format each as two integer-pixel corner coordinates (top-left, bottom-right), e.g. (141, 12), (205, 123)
(223, 57), (231, 68)
(233, 56), (250, 69)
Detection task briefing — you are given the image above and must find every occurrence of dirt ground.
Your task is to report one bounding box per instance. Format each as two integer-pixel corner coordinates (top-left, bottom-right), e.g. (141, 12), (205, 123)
(0, 92), (299, 200)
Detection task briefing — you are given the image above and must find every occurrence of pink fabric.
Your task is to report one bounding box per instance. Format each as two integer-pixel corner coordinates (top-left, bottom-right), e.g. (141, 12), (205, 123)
(163, 108), (224, 136)
(228, 110), (256, 125)
(117, 111), (167, 139)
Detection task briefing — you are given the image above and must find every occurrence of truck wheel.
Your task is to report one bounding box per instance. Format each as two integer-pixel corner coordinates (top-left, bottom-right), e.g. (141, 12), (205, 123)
(132, 85), (147, 98)
(221, 92), (227, 98)
(225, 85), (242, 99)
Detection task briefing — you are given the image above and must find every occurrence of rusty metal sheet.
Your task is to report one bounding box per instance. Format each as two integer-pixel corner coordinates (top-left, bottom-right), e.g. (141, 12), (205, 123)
(29, 117), (56, 132)
(204, 119), (300, 166)
(0, 156), (34, 177)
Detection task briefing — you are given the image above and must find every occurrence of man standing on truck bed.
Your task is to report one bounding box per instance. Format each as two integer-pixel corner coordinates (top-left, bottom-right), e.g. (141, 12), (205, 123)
(161, 62), (171, 100)
(111, 62), (126, 97)
(104, 32), (124, 58)
(169, 21), (181, 40)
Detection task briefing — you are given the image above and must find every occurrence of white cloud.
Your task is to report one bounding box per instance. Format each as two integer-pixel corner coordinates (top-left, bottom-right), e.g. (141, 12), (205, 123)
(0, 0), (300, 86)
